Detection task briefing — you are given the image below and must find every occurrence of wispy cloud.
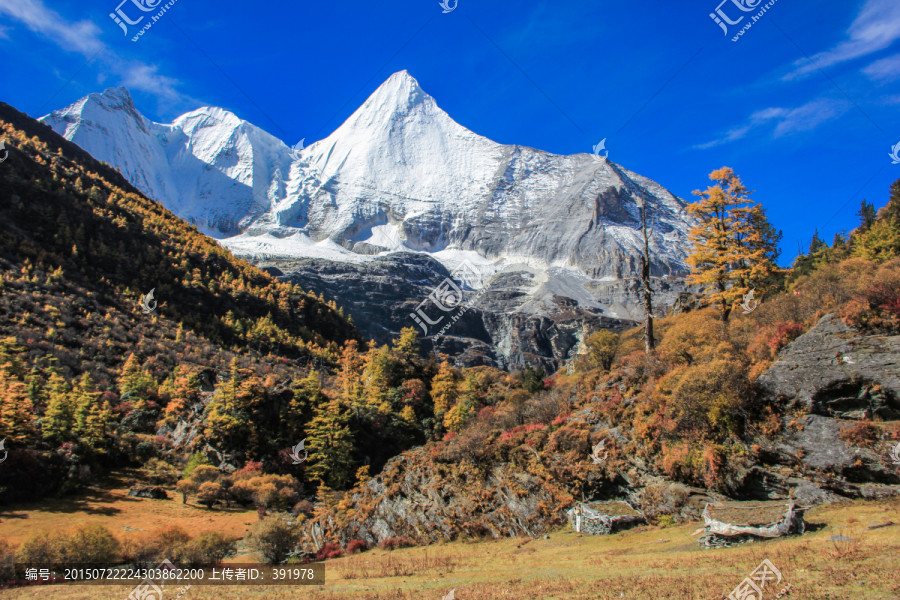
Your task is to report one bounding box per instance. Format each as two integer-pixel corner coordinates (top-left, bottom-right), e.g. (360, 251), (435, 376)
(0, 0), (103, 56)
(0, 0), (196, 113)
(863, 54), (900, 82)
(783, 0), (900, 81)
(694, 98), (851, 148)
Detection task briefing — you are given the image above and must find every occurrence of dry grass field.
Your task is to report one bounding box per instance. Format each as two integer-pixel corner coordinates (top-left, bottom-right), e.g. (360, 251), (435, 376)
(0, 472), (257, 550)
(1, 494), (898, 599)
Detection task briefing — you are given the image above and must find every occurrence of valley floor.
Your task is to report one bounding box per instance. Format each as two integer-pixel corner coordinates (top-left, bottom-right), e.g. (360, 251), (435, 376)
(1, 494), (898, 599)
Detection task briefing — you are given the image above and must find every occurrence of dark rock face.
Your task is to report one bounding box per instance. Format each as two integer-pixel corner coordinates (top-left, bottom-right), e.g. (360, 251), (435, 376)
(269, 253), (665, 370)
(758, 314), (900, 420)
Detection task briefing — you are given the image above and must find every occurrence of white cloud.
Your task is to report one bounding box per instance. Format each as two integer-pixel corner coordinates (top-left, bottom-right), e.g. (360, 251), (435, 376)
(863, 54), (900, 81)
(0, 0), (102, 56)
(0, 0), (195, 112)
(784, 0), (900, 80)
(694, 98), (850, 148)
(768, 99), (851, 136)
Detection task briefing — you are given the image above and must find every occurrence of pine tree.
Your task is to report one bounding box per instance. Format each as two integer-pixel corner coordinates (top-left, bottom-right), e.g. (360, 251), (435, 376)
(393, 327), (420, 360)
(42, 371), (75, 443)
(118, 353), (154, 409)
(857, 200), (877, 232)
(443, 396), (473, 432)
(808, 229), (827, 254)
(362, 345), (393, 413)
(305, 386), (354, 489)
(0, 362), (35, 443)
(853, 216), (900, 262)
(337, 340), (364, 405)
(430, 361), (458, 416)
(73, 372), (99, 443)
(686, 167), (782, 327)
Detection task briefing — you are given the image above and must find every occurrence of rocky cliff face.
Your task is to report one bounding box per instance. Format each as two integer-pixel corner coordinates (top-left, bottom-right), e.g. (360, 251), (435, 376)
(265, 252), (688, 370)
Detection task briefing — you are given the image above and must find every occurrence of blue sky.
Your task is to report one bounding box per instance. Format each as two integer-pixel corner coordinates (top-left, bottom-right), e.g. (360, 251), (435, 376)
(2, 0), (900, 265)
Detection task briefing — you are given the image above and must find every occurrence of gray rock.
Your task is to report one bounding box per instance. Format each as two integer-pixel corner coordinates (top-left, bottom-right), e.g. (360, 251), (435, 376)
(127, 486), (168, 500)
(275, 253), (687, 370)
(758, 314), (900, 419)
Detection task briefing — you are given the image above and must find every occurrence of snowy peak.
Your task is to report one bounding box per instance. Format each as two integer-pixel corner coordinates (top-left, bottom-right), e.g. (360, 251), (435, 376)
(356, 70), (433, 122)
(41, 90), (292, 238)
(43, 71), (696, 281)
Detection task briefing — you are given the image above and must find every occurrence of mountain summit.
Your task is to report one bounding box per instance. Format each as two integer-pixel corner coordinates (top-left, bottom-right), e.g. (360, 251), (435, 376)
(42, 71), (694, 281)
(42, 87), (292, 236)
(42, 72), (698, 366)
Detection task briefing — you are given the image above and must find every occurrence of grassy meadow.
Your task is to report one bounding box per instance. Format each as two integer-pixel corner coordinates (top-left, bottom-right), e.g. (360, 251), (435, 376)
(1, 490), (898, 599)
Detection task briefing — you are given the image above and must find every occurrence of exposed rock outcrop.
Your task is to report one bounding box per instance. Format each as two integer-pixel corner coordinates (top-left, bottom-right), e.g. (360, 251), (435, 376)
(758, 313), (900, 419)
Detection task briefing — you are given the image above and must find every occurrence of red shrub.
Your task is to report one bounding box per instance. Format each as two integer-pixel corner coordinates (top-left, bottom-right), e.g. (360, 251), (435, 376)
(346, 540), (368, 554)
(315, 542), (342, 560)
(442, 432), (458, 441)
(767, 322), (804, 356)
(550, 413), (570, 427)
(476, 406), (496, 421)
(498, 423), (546, 441)
(234, 461), (264, 480)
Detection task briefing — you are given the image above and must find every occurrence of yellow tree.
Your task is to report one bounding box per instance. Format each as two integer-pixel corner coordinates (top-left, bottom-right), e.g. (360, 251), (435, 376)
(336, 340), (364, 405)
(42, 370), (75, 443)
(687, 167), (781, 327)
(430, 361), (459, 417)
(392, 327), (420, 360)
(0, 363), (35, 443)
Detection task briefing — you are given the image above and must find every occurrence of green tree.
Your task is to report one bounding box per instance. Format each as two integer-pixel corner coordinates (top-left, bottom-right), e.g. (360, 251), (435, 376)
(42, 371), (75, 443)
(521, 366), (546, 393)
(305, 383), (354, 489)
(853, 216), (900, 262)
(857, 200), (876, 232)
(118, 353), (155, 409)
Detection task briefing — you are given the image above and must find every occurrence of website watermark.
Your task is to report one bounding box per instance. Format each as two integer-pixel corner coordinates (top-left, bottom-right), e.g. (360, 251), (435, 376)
(890, 442), (900, 466)
(140, 289), (157, 315)
(290, 139), (305, 161)
(709, 0), (780, 42)
(740, 289), (759, 314)
(109, 0), (182, 42)
(289, 439), (308, 465)
(727, 558), (790, 600)
(126, 559), (190, 600)
(0, 140), (8, 163)
(0, 439), (7, 465)
(590, 439), (608, 464)
(592, 138), (608, 162)
(890, 141), (900, 165)
(439, 0), (457, 14)
(409, 259), (485, 341)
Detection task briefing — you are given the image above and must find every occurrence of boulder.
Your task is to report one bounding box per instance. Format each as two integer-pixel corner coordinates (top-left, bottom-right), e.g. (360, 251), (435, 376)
(127, 486), (169, 500)
(758, 314), (900, 419)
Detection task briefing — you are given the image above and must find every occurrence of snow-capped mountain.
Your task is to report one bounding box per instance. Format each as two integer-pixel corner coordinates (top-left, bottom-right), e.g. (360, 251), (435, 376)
(42, 71), (693, 281)
(41, 87), (292, 236)
(43, 71), (698, 367)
